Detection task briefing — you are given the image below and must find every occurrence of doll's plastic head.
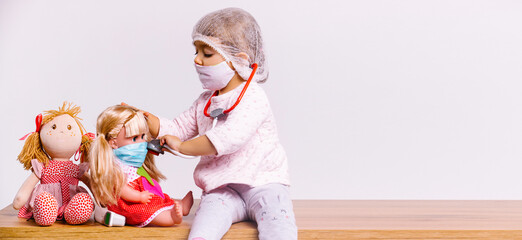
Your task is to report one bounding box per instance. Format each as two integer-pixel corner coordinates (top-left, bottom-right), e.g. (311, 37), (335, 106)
(89, 105), (165, 206)
(17, 102), (91, 170)
(95, 105), (150, 144)
(192, 7), (268, 83)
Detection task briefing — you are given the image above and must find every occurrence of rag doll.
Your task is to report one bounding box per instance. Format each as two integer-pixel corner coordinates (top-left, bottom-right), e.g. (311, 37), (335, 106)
(13, 102), (94, 226)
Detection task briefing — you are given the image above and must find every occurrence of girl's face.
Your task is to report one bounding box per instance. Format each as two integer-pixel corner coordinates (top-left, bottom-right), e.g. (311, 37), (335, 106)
(109, 126), (146, 149)
(194, 40), (230, 67)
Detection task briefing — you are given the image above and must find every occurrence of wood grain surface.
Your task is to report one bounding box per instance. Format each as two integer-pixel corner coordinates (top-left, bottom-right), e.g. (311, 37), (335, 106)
(2, 200), (522, 239)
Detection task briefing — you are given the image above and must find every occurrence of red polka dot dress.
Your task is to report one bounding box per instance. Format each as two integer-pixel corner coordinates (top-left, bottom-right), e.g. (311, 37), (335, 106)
(18, 159), (93, 225)
(107, 162), (176, 227)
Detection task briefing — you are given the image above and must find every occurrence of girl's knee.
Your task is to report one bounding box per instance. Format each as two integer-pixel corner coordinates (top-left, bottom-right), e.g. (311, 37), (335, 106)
(255, 204), (297, 240)
(250, 189), (296, 226)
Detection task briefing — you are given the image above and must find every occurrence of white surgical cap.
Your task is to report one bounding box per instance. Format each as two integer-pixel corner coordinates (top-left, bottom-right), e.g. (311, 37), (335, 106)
(192, 8), (268, 83)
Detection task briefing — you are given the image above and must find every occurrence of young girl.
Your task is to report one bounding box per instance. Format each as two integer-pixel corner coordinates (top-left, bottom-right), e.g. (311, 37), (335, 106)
(13, 102), (94, 226)
(142, 8), (297, 239)
(88, 105), (193, 227)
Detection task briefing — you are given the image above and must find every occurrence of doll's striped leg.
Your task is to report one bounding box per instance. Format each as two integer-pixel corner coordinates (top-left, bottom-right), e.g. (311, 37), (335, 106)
(33, 192), (59, 226)
(188, 186), (247, 240)
(238, 183), (298, 240)
(64, 193), (94, 224)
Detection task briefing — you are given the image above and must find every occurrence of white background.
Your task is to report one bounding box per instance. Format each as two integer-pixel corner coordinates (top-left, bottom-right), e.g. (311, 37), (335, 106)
(1, 0), (521, 209)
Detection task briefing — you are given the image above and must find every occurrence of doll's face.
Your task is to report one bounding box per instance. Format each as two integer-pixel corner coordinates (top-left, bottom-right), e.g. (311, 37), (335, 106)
(109, 126), (146, 149)
(40, 114), (82, 160)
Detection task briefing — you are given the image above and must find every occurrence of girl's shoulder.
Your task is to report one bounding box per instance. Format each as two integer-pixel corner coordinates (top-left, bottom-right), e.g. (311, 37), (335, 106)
(197, 90), (214, 101)
(192, 90), (214, 106)
(245, 82), (270, 103)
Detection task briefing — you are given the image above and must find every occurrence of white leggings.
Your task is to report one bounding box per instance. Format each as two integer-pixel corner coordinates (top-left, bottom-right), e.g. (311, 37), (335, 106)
(188, 183), (297, 240)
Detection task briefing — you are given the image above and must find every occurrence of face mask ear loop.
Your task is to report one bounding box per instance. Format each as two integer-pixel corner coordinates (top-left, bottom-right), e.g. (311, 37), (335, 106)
(203, 63), (258, 118)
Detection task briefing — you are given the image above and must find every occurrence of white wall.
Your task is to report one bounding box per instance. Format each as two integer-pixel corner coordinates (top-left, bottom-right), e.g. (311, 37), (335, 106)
(1, 0), (521, 208)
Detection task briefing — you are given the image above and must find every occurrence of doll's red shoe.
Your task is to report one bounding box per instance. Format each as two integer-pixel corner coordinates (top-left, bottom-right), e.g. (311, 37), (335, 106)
(64, 193), (94, 224)
(33, 192), (58, 226)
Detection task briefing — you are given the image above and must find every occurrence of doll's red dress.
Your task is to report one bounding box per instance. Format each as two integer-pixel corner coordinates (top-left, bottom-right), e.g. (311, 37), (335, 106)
(18, 159), (90, 220)
(107, 161), (176, 227)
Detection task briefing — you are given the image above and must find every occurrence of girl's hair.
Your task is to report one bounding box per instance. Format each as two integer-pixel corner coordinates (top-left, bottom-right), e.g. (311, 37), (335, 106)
(192, 7), (269, 83)
(89, 105), (165, 206)
(17, 102), (91, 170)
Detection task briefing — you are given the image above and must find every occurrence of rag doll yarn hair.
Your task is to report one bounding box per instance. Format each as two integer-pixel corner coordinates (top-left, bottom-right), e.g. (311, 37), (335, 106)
(17, 102), (91, 170)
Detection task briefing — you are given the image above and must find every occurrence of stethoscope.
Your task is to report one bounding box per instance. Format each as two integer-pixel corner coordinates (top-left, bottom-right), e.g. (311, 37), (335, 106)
(151, 63), (258, 159)
(147, 139), (197, 159)
(203, 63), (258, 128)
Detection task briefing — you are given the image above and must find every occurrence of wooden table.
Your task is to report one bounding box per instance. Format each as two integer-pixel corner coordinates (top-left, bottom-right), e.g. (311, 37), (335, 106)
(2, 200), (522, 239)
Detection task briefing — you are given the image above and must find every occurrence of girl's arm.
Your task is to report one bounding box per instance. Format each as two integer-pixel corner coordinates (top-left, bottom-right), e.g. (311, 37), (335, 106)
(122, 102), (198, 140)
(120, 102), (161, 138)
(161, 134), (217, 156)
(144, 112), (160, 138)
(13, 173), (40, 209)
(120, 185), (153, 204)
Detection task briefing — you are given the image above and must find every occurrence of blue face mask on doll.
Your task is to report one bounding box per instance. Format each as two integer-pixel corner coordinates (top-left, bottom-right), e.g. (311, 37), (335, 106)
(113, 142), (148, 168)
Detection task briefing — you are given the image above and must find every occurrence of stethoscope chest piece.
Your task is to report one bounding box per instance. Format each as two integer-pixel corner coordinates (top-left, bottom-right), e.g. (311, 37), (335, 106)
(210, 108), (225, 119)
(204, 63), (259, 130)
(210, 108), (225, 129)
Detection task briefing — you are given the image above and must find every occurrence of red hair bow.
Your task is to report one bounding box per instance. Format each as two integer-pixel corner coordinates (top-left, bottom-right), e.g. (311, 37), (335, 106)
(19, 114), (43, 140)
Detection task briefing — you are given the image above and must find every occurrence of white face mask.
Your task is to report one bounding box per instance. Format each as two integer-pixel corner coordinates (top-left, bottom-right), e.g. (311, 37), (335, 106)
(195, 61), (235, 91)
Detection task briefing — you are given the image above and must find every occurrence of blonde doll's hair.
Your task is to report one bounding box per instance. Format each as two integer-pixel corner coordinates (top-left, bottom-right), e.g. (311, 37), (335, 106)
(17, 102), (91, 170)
(89, 105), (165, 206)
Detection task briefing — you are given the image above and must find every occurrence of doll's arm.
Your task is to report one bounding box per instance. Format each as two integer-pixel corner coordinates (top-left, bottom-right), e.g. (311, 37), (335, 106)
(12, 173), (39, 210)
(120, 185), (153, 204)
(80, 172), (91, 190)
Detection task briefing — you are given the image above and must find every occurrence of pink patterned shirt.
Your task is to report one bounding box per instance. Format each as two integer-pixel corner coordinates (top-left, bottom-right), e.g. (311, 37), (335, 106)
(158, 82), (290, 193)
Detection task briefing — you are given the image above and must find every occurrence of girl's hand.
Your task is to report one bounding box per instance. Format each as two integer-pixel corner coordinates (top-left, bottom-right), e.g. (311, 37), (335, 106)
(160, 135), (182, 152)
(140, 191), (154, 204)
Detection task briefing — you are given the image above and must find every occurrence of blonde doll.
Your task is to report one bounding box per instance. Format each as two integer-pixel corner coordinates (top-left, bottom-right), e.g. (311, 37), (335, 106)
(13, 102), (94, 226)
(89, 105), (193, 227)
